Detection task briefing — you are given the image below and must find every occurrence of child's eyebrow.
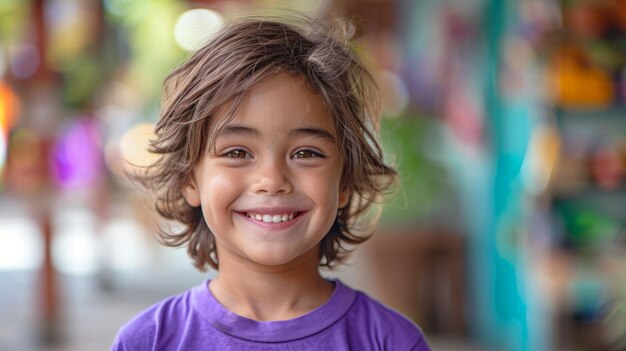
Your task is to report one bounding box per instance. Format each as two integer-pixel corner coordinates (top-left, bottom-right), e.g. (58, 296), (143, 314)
(218, 125), (261, 138)
(289, 127), (336, 144)
(218, 125), (336, 144)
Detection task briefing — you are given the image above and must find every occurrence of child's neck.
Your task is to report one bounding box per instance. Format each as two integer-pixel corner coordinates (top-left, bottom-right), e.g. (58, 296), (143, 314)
(208, 250), (334, 322)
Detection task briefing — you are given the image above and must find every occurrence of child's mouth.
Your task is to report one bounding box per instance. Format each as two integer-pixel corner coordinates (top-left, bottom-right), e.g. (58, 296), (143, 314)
(244, 212), (301, 223)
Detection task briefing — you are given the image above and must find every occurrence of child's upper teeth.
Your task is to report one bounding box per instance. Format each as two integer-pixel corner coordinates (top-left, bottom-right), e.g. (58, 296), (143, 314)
(247, 213), (296, 223)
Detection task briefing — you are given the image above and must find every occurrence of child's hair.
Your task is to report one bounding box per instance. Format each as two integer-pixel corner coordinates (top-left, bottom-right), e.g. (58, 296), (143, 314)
(138, 15), (397, 271)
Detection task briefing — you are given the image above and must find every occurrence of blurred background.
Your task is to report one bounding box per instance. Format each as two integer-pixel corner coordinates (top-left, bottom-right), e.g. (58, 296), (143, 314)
(1, 0), (625, 350)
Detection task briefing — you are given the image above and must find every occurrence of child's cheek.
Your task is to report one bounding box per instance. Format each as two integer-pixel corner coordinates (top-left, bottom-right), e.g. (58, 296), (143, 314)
(205, 171), (242, 199)
(198, 167), (244, 215)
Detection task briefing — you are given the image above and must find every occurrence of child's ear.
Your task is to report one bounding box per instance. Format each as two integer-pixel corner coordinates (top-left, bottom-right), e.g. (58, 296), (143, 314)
(182, 178), (201, 207)
(338, 188), (350, 209)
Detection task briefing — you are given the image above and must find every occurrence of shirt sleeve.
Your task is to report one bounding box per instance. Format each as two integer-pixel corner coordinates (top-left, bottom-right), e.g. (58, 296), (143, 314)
(109, 333), (128, 351)
(411, 335), (432, 351)
(109, 322), (156, 351)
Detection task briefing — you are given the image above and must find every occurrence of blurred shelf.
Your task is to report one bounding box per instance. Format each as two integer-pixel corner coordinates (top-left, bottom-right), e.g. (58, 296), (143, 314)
(552, 187), (626, 220)
(553, 107), (626, 148)
(555, 107), (626, 129)
(553, 183), (626, 198)
(556, 106), (626, 117)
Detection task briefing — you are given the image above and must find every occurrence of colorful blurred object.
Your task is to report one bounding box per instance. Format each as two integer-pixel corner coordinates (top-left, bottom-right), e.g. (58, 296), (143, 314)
(46, 0), (101, 70)
(4, 128), (46, 195)
(549, 46), (615, 108)
(104, 0), (185, 99)
(549, 0), (626, 108)
(590, 146), (624, 190)
(0, 80), (19, 185)
(51, 117), (103, 189)
(557, 203), (622, 254)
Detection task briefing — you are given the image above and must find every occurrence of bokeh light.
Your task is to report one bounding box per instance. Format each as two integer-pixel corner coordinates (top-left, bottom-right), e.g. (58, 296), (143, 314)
(174, 8), (224, 51)
(379, 70), (409, 117)
(0, 216), (42, 270)
(9, 44), (39, 79)
(102, 216), (151, 271)
(119, 122), (159, 174)
(52, 207), (99, 276)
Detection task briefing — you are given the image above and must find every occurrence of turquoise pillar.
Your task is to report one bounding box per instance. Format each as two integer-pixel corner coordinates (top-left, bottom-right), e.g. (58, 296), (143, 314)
(482, 0), (535, 349)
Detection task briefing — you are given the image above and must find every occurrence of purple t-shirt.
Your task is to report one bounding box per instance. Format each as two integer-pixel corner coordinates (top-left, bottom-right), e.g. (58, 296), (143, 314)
(111, 280), (430, 350)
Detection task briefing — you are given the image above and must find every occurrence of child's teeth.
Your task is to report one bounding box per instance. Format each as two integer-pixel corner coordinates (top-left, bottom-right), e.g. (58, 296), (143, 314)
(248, 212), (297, 223)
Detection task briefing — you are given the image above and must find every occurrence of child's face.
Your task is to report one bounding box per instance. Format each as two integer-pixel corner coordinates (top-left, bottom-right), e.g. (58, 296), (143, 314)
(183, 74), (349, 269)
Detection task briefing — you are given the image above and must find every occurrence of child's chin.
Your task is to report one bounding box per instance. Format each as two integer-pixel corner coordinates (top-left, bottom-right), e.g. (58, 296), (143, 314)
(241, 243), (319, 267)
(251, 255), (297, 267)
(246, 251), (302, 267)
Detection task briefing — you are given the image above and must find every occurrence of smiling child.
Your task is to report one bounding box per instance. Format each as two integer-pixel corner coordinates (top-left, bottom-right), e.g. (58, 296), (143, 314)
(111, 15), (431, 350)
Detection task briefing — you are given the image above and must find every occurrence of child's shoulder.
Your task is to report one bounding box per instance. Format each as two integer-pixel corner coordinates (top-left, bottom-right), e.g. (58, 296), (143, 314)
(110, 283), (201, 350)
(339, 281), (429, 349)
(352, 288), (417, 327)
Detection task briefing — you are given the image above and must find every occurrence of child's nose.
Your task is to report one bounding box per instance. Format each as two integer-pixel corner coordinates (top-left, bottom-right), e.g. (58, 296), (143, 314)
(250, 159), (293, 195)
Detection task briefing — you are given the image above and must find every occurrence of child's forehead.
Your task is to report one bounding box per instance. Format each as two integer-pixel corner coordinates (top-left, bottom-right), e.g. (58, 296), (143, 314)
(211, 74), (336, 131)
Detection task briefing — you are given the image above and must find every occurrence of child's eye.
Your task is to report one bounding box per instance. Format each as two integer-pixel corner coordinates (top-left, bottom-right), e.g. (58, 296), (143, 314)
(292, 149), (322, 159)
(224, 149), (249, 158)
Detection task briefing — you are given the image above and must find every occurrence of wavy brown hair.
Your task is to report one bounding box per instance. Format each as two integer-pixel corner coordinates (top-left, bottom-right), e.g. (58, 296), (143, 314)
(136, 15), (397, 271)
